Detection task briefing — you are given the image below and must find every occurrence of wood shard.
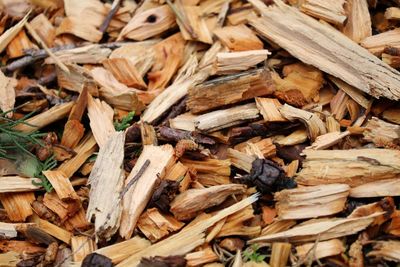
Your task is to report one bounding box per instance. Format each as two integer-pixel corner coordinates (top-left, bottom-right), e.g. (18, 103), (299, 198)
(363, 117), (400, 148)
(350, 179), (400, 198)
(188, 69), (275, 114)
(342, 0), (371, 43)
(296, 239), (345, 262)
(0, 192), (35, 222)
(137, 208), (184, 242)
(296, 149), (400, 187)
(185, 246), (218, 266)
(279, 104), (326, 141)
(250, 213), (380, 244)
(0, 11), (29, 53)
(361, 28), (400, 55)
(272, 63), (324, 107)
(42, 170), (79, 201)
(367, 241), (400, 262)
(14, 102), (74, 133)
(255, 97), (286, 122)
(87, 131), (125, 240)
(0, 176), (41, 193)
(120, 144), (175, 239)
(213, 50), (270, 75)
(275, 184), (350, 220)
(0, 70), (17, 117)
(119, 5), (176, 41)
(103, 58), (147, 89)
(300, 0), (346, 25)
(270, 242), (291, 267)
(56, 17), (103, 43)
(71, 235), (96, 262)
(87, 94), (116, 149)
(195, 103), (260, 133)
(170, 184), (247, 220)
(214, 24), (263, 51)
(249, 0), (400, 100)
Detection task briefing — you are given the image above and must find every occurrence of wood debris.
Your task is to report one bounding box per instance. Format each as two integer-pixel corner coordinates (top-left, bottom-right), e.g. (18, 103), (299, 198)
(2, 1), (400, 266)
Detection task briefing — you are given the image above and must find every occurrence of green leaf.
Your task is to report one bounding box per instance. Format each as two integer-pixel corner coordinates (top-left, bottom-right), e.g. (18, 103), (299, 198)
(114, 111), (135, 131)
(243, 244), (266, 263)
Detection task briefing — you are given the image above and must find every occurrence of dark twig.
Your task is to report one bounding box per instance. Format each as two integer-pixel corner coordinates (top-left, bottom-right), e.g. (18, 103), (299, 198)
(160, 96), (187, 126)
(99, 0), (122, 33)
(119, 159), (151, 199)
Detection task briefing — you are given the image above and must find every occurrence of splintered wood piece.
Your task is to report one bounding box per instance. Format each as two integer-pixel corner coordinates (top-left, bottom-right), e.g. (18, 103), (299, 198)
(275, 184), (350, 219)
(170, 184), (246, 220)
(29, 13), (55, 47)
(92, 236), (150, 264)
(71, 235), (96, 262)
(109, 41), (156, 77)
(148, 33), (185, 90)
(169, 113), (197, 132)
(7, 30), (35, 58)
(367, 241), (400, 262)
(164, 161), (190, 191)
(300, 0), (346, 25)
(87, 131), (125, 240)
(141, 61), (209, 123)
(188, 69), (275, 114)
(329, 76), (370, 109)
(90, 67), (144, 112)
(213, 24), (263, 51)
(348, 197), (395, 226)
(174, 2), (213, 44)
(216, 206), (261, 238)
(118, 5), (176, 41)
(103, 58), (147, 89)
(306, 131), (350, 150)
(58, 133), (98, 178)
(0, 70), (17, 118)
(137, 208), (184, 242)
(56, 64), (98, 95)
(116, 194), (259, 267)
(87, 94), (115, 148)
(140, 123), (157, 145)
(0, 192), (35, 222)
(0, 11), (29, 53)
(363, 117), (400, 148)
(43, 192), (79, 223)
(42, 170), (79, 201)
(342, 0), (371, 43)
(56, 17), (103, 43)
(14, 101), (74, 133)
(249, 0), (400, 100)
(350, 179), (400, 197)
(181, 158), (231, 176)
(272, 63), (324, 107)
(383, 47), (400, 68)
(30, 214), (72, 244)
(270, 242), (291, 267)
(120, 144), (175, 239)
(361, 28), (400, 55)
(255, 97), (286, 122)
(262, 220), (296, 236)
(47, 44), (112, 64)
(279, 104), (326, 141)
(296, 149), (400, 187)
(0, 240), (45, 255)
(195, 103), (260, 132)
(64, 207), (90, 231)
(296, 239), (345, 262)
(235, 138), (276, 158)
(227, 148), (255, 173)
(385, 7), (400, 20)
(275, 129), (308, 146)
(60, 120), (85, 149)
(0, 222), (17, 239)
(0, 176), (40, 193)
(185, 246), (218, 266)
(250, 213), (380, 244)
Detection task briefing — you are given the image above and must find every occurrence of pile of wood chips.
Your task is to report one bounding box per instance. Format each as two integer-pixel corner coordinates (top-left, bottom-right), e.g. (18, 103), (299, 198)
(2, 0), (400, 266)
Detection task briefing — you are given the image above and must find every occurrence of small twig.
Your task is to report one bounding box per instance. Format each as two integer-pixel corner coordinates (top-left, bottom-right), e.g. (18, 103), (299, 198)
(119, 159), (150, 199)
(99, 0), (122, 33)
(2, 44), (75, 72)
